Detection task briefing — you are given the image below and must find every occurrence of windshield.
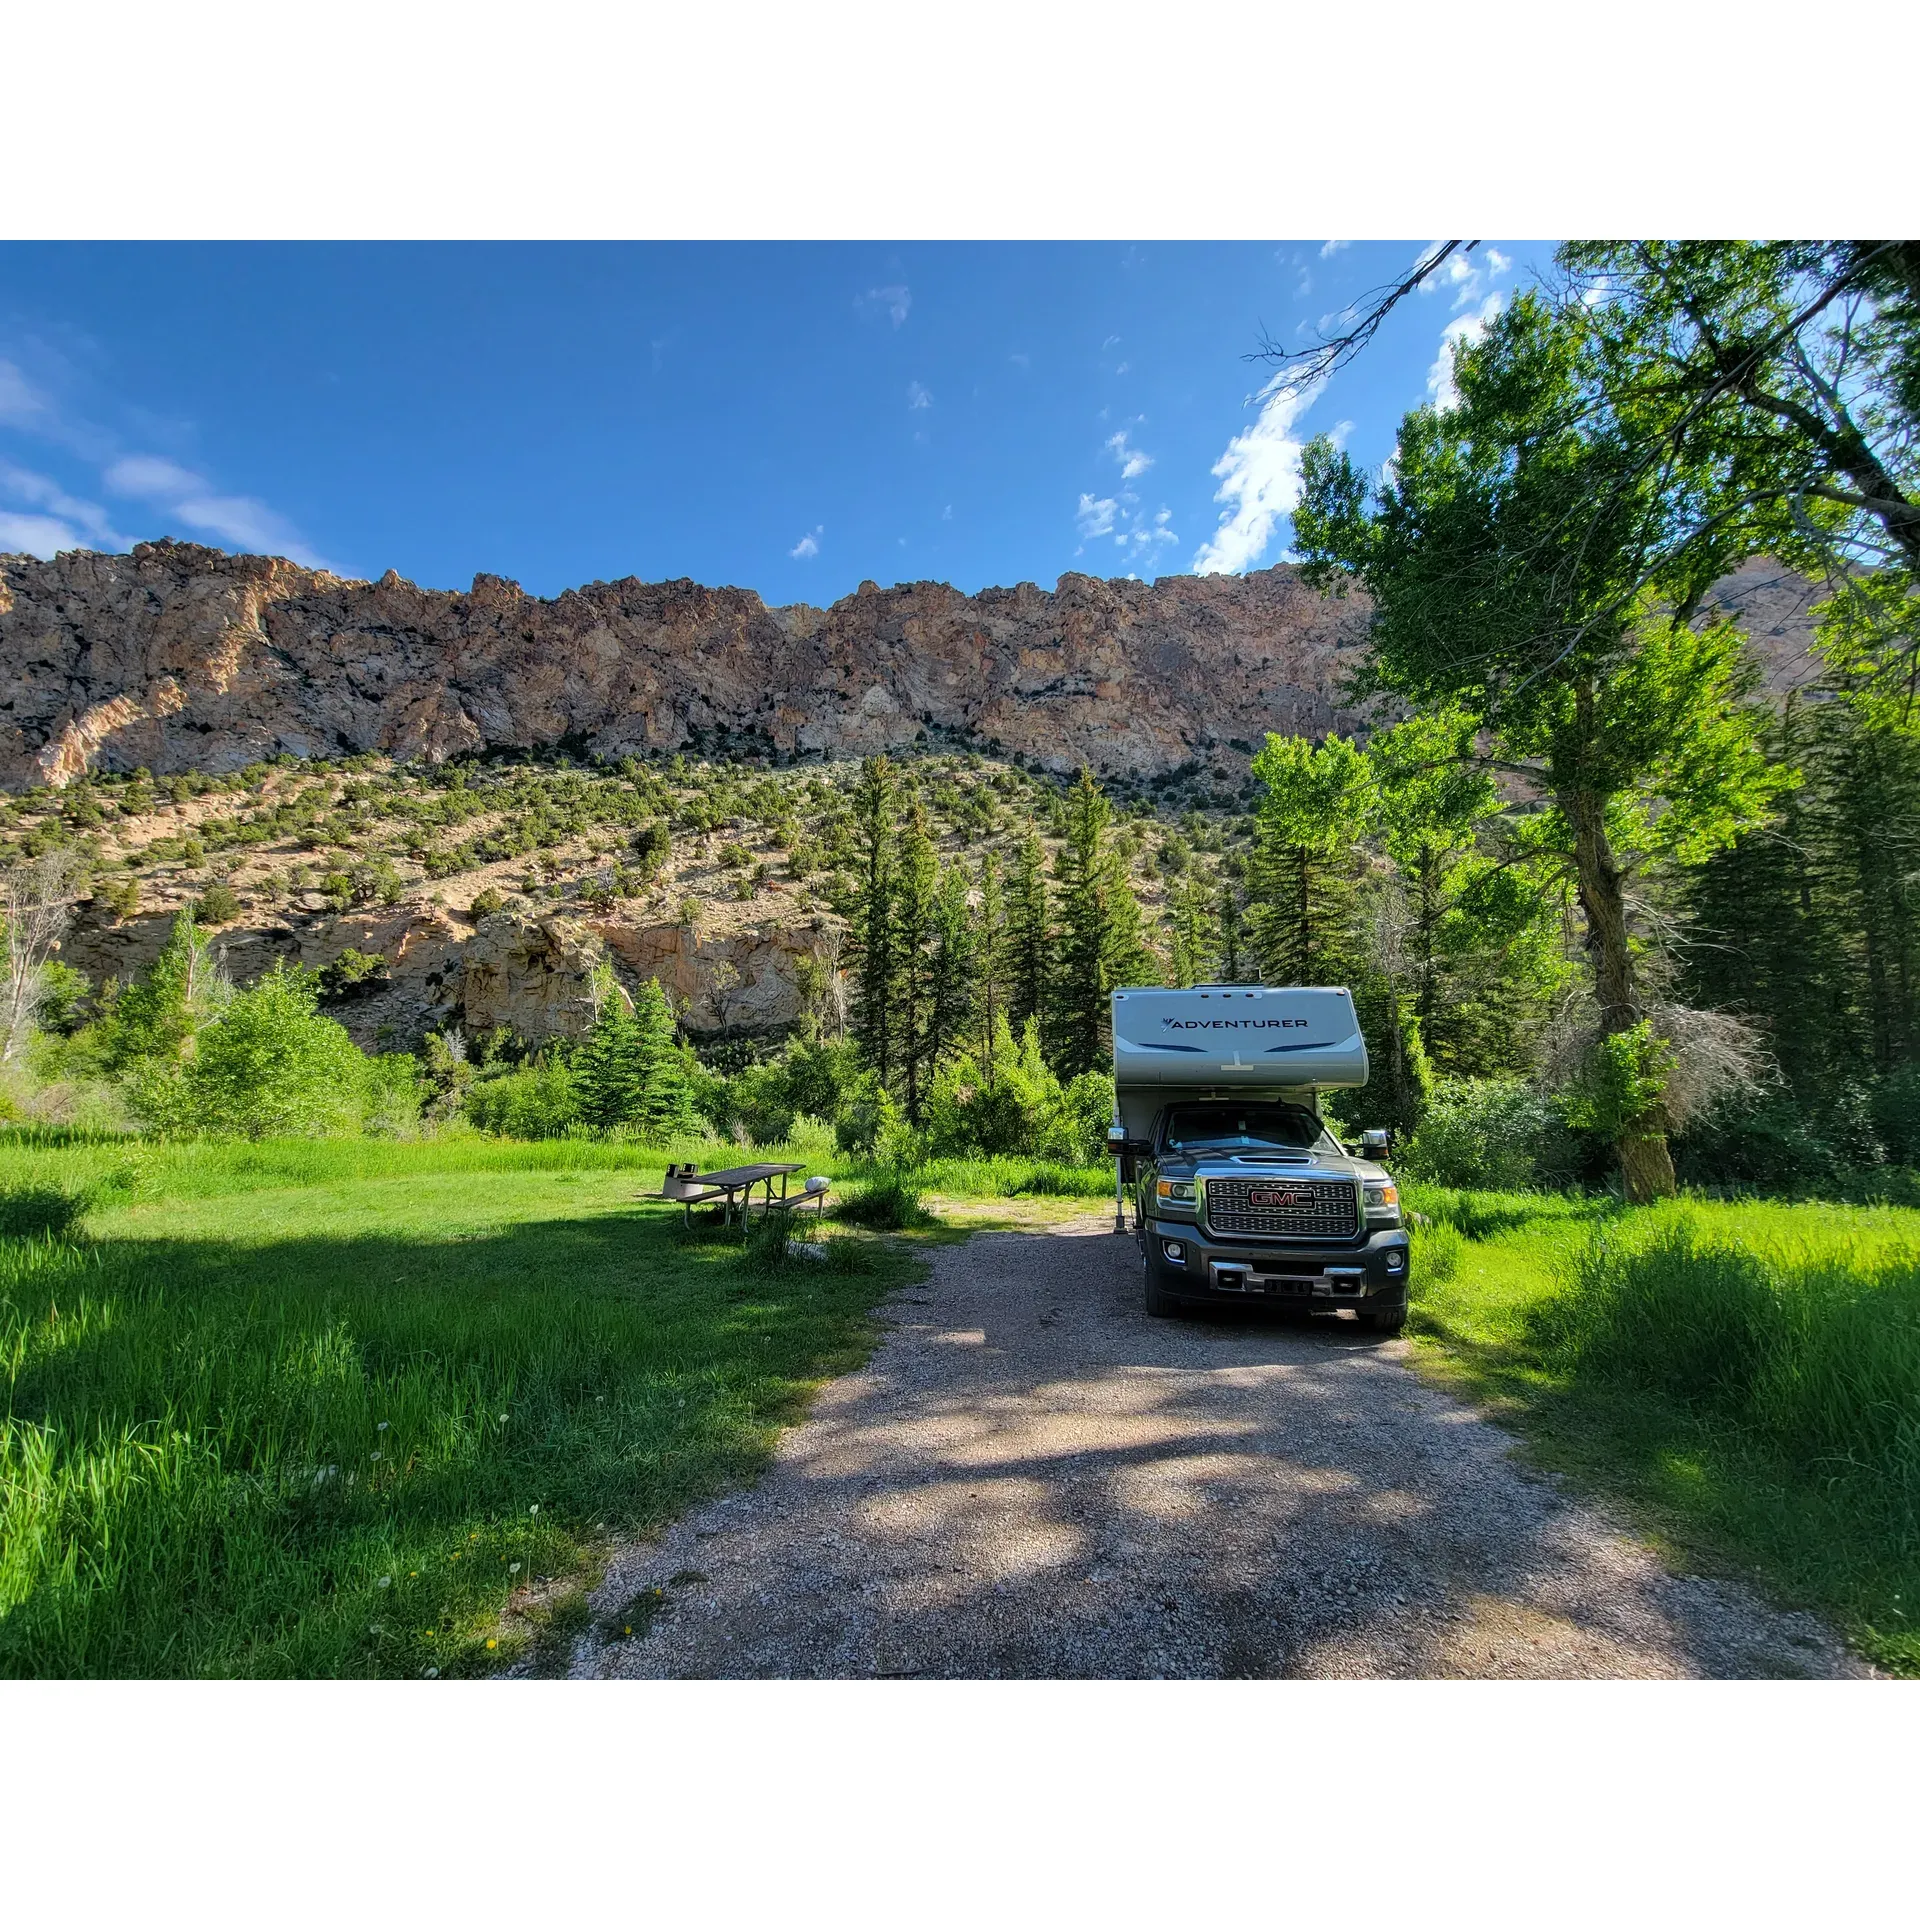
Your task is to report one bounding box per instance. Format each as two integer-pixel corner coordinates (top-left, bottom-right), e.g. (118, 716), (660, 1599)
(1160, 1103), (1328, 1154)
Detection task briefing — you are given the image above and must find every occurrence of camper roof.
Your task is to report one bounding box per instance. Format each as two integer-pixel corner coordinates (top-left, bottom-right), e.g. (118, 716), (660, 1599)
(1110, 986), (1369, 1091)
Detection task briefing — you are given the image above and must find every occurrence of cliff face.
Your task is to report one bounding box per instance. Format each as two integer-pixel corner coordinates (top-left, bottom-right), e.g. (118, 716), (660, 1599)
(0, 541), (1377, 790)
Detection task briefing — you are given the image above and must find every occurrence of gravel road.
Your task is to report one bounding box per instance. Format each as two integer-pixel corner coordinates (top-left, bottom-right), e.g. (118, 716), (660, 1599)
(574, 1215), (1870, 1679)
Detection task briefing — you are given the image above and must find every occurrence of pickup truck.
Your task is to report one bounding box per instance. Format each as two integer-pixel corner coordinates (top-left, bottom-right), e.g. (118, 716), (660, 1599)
(1108, 986), (1410, 1332)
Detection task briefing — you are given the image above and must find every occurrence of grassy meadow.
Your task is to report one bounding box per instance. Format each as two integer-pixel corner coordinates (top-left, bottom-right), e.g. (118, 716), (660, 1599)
(1402, 1185), (1920, 1674)
(0, 1133), (931, 1679)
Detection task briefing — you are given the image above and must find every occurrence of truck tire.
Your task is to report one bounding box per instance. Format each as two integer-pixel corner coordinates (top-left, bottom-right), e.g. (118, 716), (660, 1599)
(1357, 1300), (1407, 1335)
(1143, 1258), (1181, 1319)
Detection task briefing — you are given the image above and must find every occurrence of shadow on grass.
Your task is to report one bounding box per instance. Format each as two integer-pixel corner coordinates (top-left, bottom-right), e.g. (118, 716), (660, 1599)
(0, 1205), (910, 1679)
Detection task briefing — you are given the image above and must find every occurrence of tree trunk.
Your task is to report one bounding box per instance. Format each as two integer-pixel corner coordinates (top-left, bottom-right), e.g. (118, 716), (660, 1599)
(1562, 731), (1676, 1201)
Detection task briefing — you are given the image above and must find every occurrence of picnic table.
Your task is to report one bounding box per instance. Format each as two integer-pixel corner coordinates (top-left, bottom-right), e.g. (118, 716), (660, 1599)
(659, 1161), (811, 1232)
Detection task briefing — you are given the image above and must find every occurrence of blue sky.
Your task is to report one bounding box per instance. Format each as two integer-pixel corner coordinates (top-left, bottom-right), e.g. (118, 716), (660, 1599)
(0, 241), (1552, 604)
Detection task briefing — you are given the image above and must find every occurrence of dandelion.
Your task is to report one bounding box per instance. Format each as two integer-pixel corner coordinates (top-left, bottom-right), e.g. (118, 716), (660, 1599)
(370, 1452), (382, 1462)
(377, 1575), (392, 1589)
(486, 1638), (497, 1650)
(530, 1504), (539, 1515)
(377, 1421), (389, 1432)
(498, 1414), (509, 1425)
(623, 1625), (632, 1636)
(509, 1562), (521, 1574)
(422, 1667), (439, 1679)
(409, 1571), (419, 1579)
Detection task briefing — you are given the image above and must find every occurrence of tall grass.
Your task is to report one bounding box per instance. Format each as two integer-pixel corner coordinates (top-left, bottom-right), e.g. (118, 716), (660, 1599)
(1547, 1219), (1920, 1540)
(0, 1141), (904, 1677)
(1401, 1187), (1920, 1671)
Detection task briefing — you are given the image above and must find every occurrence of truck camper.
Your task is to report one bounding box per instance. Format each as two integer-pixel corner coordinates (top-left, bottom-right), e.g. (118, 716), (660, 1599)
(1108, 986), (1409, 1329)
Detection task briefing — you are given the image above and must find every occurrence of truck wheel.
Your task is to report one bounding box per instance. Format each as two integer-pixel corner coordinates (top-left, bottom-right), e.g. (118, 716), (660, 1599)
(1357, 1301), (1407, 1335)
(1143, 1261), (1181, 1319)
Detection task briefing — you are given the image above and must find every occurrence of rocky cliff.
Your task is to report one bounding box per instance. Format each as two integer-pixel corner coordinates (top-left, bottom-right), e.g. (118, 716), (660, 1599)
(0, 541), (1381, 791)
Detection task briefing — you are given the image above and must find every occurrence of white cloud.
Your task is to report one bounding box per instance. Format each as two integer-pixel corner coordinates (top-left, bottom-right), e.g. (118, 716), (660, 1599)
(1319, 239), (1350, 259)
(1416, 242), (1512, 313)
(1101, 334), (1120, 351)
(2, 346), (328, 567)
(104, 454), (201, 501)
(1, 461), (128, 547)
(0, 511), (84, 557)
(1426, 293), (1505, 412)
(789, 525), (823, 559)
(104, 453), (325, 565)
(907, 380), (932, 410)
(1009, 352), (1030, 370)
(861, 284), (912, 327)
(1076, 494), (1118, 541)
(941, 503), (953, 520)
(1105, 428), (1153, 481)
(1191, 374), (1326, 576)
(0, 359), (52, 430)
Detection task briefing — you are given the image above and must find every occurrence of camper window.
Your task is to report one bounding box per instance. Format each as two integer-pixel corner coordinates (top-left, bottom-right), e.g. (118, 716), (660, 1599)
(1161, 1103), (1325, 1153)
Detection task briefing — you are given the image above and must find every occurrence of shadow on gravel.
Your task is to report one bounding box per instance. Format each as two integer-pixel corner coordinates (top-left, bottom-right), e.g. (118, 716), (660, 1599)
(595, 1226), (1857, 1680)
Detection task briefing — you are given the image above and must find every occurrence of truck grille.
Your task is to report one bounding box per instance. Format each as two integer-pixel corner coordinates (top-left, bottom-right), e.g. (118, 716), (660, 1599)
(1202, 1176), (1358, 1240)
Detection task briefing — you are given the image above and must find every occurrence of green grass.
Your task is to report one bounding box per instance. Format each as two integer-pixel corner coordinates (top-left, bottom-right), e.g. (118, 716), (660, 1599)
(0, 1134), (909, 1678)
(1402, 1182), (1920, 1674)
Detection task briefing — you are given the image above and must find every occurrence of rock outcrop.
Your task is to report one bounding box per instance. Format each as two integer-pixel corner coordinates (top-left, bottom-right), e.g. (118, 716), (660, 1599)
(0, 541), (1379, 791)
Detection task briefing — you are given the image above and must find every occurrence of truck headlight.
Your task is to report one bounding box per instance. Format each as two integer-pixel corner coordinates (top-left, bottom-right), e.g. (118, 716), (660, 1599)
(1156, 1179), (1196, 1204)
(1364, 1181), (1400, 1220)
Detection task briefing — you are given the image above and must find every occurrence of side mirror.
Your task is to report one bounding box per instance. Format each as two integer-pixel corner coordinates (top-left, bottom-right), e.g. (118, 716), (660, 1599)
(1106, 1127), (1153, 1157)
(1360, 1128), (1391, 1161)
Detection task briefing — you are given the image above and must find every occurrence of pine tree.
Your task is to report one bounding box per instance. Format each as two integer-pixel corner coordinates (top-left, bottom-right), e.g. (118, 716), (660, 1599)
(850, 756), (899, 1084)
(631, 977), (694, 1134)
(975, 849), (1006, 1079)
(1170, 873), (1212, 987)
(918, 866), (977, 1115)
(1004, 826), (1050, 1049)
(893, 797), (938, 1122)
(1049, 767), (1158, 1078)
(1217, 867), (1250, 984)
(574, 968), (692, 1135)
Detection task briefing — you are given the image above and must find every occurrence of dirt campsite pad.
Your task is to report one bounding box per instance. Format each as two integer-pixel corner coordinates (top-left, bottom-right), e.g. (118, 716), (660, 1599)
(573, 1214), (1871, 1680)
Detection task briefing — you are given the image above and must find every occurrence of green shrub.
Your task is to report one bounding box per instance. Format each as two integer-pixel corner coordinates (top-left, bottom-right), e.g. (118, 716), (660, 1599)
(464, 1057), (580, 1139)
(1401, 1076), (1575, 1190)
(197, 879), (241, 924)
(922, 1015), (1113, 1167)
(470, 886), (508, 920)
(131, 964), (377, 1140)
(835, 1170), (935, 1230)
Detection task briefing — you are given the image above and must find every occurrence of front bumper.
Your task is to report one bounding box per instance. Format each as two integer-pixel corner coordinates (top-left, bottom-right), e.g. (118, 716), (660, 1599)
(1146, 1217), (1410, 1305)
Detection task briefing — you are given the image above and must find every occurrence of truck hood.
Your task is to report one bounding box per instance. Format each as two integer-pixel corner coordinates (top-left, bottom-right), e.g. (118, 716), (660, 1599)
(1157, 1148), (1375, 1182)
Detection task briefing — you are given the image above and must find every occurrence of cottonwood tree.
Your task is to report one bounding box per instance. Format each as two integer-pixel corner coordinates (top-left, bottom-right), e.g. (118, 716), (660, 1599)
(1561, 242), (1920, 720)
(1295, 290), (1791, 1199)
(849, 756), (899, 1084)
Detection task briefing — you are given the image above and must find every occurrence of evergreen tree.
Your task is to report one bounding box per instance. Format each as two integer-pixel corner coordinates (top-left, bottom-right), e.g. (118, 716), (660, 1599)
(917, 865), (978, 1118)
(1004, 826), (1051, 1049)
(573, 967), (693, 1135)
(850, 756), (899, 1084)
(1217, 865), (1250, 983)
(1050, 767), (1159, 1078)
(892, 797), (938, 1122)
(974, 850), (1006, 1080)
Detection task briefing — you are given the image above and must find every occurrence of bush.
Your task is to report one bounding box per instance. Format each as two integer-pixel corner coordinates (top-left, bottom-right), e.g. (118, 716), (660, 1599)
(464, 1057), (580, 1139)
(130, 964), (378, 1140)
(469, 886), (508, 921)
(922, 1016), (1113, 1167)
(834, 1169), (936, 1230)
(1401, 1076), (1577, 1190)
(198, 879), (241, 924)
